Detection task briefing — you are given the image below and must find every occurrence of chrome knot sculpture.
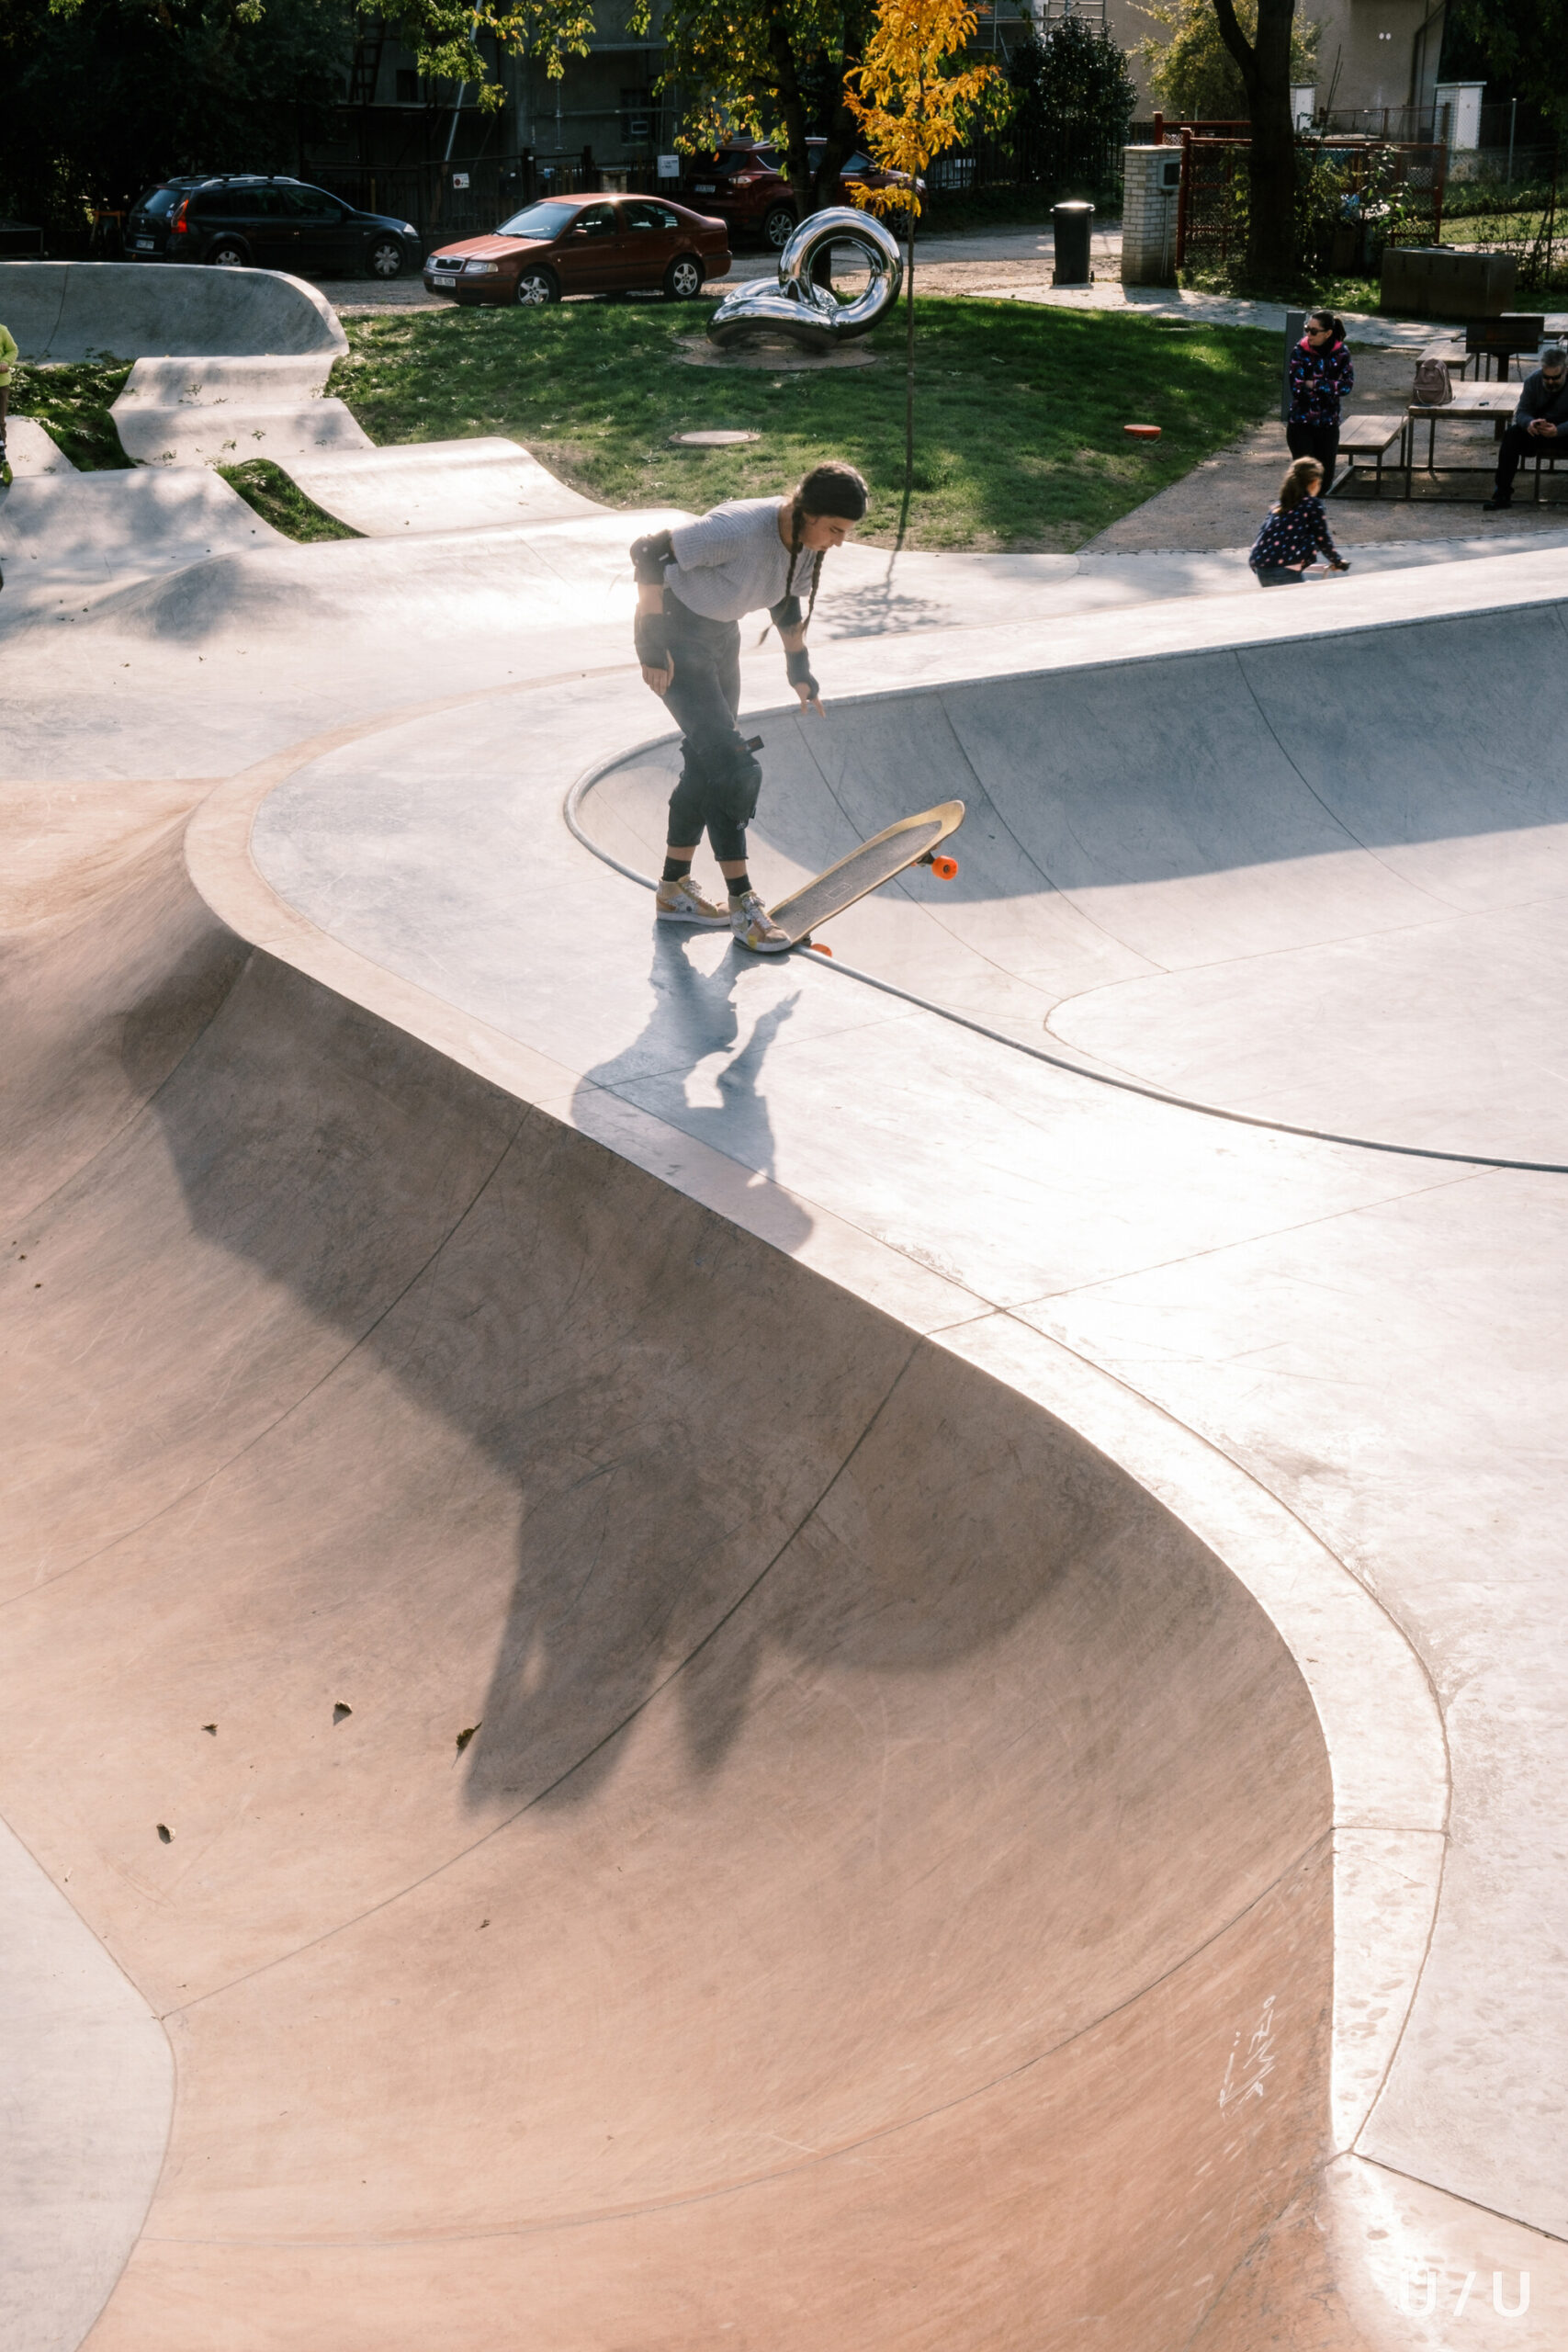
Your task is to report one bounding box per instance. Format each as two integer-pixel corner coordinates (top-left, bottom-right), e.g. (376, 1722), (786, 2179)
(708, 205), (904, 355)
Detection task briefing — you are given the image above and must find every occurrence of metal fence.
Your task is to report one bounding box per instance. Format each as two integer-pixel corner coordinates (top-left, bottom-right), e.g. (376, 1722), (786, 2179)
(310, 134), (1132, 245)
(1175, 134), (1445, 273)
(926, 119), (1127, 204)
(307, 151), (666, 244)
(1450, 164), (1568, 294)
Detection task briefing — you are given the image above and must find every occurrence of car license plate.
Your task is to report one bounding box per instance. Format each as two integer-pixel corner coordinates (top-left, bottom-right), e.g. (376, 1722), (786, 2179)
(694, 184), (716, 193)
(133, 238), (156, 250)
(430, 272), (457, 288)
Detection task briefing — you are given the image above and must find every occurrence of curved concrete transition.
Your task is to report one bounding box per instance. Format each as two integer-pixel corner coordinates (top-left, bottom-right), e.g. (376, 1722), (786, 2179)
(9, 791), (1377, 2349)
(109, 356), (368, 469)
(582, 585), (1568, 1166)
(0, 465), (286, 602)
(4, 378), (1568, 2346)
(0, 260), (347, 361)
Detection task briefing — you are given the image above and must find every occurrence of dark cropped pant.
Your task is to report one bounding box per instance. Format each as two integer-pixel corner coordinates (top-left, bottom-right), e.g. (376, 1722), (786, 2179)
(661, 594), (762, 863)
(1495, 421), (1562, 497)
(1287, 419), (1340, 484)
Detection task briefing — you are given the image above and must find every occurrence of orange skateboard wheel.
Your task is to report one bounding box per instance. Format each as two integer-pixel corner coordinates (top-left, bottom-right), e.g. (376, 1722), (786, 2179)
(931, 854), (959, 880)
(809, 942), (834, 956)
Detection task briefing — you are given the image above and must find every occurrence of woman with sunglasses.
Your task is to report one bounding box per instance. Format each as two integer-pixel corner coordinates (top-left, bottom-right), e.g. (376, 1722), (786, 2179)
(1287, 311), (1354, 490)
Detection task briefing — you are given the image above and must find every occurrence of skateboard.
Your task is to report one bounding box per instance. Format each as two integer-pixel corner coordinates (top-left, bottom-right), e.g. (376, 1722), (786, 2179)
(755, 800), (965, 953)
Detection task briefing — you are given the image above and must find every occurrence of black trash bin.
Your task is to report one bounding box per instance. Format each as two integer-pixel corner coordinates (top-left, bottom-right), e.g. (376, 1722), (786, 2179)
(1052, 201), (1094, 288)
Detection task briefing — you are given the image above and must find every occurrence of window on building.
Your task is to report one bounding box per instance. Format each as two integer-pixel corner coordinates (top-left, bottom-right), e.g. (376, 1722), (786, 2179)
(620, 88), (654, 143)
(396, 68), (420, 104)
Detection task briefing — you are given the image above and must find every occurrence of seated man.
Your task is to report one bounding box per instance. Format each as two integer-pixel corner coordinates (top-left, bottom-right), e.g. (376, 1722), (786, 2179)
(1483, 344), (1568, 509)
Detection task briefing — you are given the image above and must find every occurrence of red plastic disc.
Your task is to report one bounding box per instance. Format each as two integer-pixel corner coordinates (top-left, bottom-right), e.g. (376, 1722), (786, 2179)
(1124, 424), (1161, 440)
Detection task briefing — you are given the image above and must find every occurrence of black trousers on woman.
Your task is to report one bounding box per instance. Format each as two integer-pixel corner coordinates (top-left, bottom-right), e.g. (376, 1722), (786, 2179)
(660, 593), (763, 861)
(1287, 419), (1340, 485)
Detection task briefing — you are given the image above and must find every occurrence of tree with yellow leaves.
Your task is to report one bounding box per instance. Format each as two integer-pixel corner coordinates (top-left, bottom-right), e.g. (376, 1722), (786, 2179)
(846, 0), (1002, 547)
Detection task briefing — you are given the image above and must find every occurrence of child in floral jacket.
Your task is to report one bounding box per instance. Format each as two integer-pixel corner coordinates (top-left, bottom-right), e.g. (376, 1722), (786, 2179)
(1250, 457), (1352, 585)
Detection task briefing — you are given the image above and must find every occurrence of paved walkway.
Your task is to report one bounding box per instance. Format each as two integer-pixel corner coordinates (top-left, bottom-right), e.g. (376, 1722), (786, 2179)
(1089, 340), (1568, 552)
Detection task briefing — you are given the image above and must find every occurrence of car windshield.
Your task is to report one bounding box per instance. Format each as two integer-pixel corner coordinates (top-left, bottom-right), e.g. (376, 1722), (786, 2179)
(137, 187), (181, 215)
(495, 200), (579, 239)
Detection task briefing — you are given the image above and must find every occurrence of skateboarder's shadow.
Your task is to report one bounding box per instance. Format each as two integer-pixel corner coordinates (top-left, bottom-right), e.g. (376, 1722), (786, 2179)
(578, 928), (807, 1199)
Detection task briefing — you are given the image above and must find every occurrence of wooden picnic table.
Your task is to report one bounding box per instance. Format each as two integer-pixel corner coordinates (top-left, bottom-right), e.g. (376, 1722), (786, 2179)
(1404, 386), (1518, 495)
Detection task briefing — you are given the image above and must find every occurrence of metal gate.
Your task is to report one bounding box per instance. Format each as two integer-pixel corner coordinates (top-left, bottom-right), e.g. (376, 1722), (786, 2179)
(1174, 133), (1446, 272)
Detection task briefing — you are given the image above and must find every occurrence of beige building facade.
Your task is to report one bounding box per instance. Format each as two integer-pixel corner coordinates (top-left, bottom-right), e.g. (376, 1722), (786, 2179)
(1098, 0), (1449, 129)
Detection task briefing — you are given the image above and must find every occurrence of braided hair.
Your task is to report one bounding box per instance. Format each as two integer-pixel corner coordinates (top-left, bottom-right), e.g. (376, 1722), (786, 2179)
(783, 503), (827, 631)
(783, 458), (870, 631)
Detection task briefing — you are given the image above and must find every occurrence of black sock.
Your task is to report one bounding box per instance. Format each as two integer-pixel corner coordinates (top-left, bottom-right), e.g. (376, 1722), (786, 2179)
(661, 855), (692, 883)
(727, 872), (751, 899)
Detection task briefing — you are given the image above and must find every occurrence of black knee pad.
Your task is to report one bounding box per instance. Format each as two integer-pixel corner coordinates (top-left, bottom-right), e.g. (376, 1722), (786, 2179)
(708, 738), (762, 831)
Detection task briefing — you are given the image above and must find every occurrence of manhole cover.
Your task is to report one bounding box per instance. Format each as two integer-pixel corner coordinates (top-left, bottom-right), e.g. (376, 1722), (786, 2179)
(668, 429), (763, 447)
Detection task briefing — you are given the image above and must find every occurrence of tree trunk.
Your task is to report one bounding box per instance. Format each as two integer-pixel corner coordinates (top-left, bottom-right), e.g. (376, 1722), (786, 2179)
(1213, 0), (1299, 287)
(764, 8), (814, 232)
(814, 50), (863, 207)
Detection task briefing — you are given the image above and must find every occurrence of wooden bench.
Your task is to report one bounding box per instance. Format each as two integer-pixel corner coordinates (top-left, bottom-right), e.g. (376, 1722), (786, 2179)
(1331, 414), (1407, 497)
(1419, 336), (1467, 375)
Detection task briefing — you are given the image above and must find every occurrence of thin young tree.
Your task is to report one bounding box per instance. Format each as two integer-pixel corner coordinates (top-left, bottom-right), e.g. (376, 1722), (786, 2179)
(845, 0), (999, 549)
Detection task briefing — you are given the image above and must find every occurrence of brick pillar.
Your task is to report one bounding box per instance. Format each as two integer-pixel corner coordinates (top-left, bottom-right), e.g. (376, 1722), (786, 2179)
(1121, 147), (1180, 287)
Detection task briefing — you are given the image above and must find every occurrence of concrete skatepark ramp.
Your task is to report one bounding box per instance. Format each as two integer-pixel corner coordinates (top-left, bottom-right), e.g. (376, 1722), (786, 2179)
(6, 802), (1336, 2350)
(0, 260), (346, 361)
(108, 355), (368, 468)
(581, 586), (1568, 1164)
(3, 314), (1565, 2342)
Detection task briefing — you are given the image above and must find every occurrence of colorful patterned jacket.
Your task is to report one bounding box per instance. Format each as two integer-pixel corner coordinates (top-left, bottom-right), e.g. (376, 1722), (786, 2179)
(1249, 494), (1338, 572)
(1287, 336), (1354, 425)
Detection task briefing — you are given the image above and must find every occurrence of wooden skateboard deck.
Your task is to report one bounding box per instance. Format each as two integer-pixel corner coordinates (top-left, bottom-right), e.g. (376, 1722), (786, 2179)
(762, 801), (965, 950)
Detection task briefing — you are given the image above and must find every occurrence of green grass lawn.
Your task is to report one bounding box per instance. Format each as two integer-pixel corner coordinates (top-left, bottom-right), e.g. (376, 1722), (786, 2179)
(333, 299), (1279, 551)
(10, 360), (133, 468)
(217, 458), (361, 540)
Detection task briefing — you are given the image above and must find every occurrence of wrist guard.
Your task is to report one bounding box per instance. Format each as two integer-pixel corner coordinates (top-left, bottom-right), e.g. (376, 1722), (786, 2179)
(630, 528), (675, 585)
(786, 647), (818, 696)
(635, 610), (671, 670)
(769, 593), (804, 628)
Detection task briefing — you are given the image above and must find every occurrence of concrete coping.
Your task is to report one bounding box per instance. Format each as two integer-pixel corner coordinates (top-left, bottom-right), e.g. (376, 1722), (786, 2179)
(1, 260), (347, 361)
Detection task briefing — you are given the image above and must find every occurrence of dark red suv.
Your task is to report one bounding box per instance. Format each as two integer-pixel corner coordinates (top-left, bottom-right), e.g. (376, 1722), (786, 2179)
(682, 141), (917, 250)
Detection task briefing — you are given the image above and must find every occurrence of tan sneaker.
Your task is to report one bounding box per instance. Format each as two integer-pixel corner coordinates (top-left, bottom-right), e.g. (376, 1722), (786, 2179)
(731, 890), (791, 954)
(656, 873), (730, 926)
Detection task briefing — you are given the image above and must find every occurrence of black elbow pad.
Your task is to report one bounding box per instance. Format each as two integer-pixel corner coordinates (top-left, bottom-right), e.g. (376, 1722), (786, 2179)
(631, 528), (675, 584)
(769, 593), (804, 628)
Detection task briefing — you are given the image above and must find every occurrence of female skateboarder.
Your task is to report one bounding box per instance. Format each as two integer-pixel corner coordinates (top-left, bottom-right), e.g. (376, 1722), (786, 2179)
(632, 459), (869, 953)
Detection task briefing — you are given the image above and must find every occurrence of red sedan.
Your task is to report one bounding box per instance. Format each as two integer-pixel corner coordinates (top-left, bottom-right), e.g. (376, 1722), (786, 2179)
(423, 193), (731, 307)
